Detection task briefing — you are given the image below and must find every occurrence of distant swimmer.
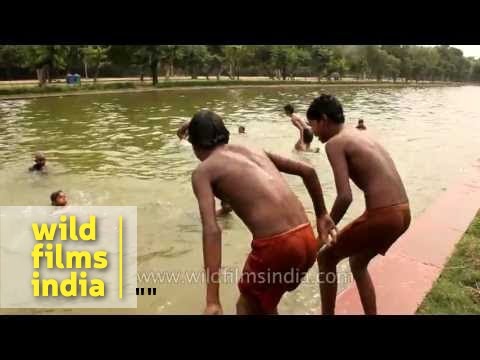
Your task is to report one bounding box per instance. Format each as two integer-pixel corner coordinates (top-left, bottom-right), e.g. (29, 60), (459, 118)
(216, 199), (233, 217)
(356, 119), (366, 130)
(284, 104), (317, 152)
(238, 126), (246, 134)
(295, 127), (320, 153)
(29, 152), (47, 173)
(284, 103), (310, 130)
(50, 190), (68, 206)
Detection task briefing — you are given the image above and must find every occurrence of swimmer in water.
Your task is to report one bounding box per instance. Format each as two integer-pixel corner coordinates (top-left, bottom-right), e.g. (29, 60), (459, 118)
(285, 104), (317, 152)
(238, 126), (246, 134)
(295, 127), (319, 153)
(356, 119), (366, 130)
(29, 152), (47, 173)
(50, 190), (68, 206)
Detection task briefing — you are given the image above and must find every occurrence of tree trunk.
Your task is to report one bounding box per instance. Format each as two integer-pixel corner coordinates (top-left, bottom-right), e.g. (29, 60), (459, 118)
(216, 65), (222, 80)
(94, 67), (99, 82)
(84, 61), (88, 79)
(151, 59), (159, 85)
(165, 64), (170, 80)
(36, 65), (48, 87)
(46, 66), (51, 83)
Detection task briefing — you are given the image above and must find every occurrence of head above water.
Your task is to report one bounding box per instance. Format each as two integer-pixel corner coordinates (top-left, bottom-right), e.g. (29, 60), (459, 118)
(238, 126), (246, 134)
(188, 110), (230, 160)
(284, 104), (294, 116)
(50, 190), (67, 206)
(306, 94), (345, 143)
(34, 151), (46, 164)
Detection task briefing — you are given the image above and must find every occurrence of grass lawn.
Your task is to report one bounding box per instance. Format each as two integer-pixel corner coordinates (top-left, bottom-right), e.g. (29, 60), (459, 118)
(416, 213), (480, 314)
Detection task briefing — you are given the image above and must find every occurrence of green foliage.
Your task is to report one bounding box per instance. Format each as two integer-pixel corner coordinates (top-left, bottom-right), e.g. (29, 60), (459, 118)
(1, 45), (478, 83)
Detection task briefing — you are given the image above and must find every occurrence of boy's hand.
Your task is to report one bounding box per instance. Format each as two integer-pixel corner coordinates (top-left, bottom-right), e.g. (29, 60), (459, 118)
(316, 214), (337, 248)
(203, 303), (223, 315)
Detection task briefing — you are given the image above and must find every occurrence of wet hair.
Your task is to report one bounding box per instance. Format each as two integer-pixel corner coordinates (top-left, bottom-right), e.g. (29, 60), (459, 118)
(284, 104), (294, 115)
(35, 151), (46, 161)
(303, 128), (314, 144)
(306, 94), (345, 124)
(188, 110), (230, 149)
(358, 119), (364, 124)
(238, 126), (245, 134)
(50, 190), (63, 205)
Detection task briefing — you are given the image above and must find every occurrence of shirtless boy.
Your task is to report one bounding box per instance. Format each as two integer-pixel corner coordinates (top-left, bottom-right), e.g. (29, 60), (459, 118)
(306, 94), (410, 315)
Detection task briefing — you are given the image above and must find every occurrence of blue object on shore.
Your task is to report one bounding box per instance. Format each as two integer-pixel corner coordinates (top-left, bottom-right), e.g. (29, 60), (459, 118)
(66, 73), (75, 84)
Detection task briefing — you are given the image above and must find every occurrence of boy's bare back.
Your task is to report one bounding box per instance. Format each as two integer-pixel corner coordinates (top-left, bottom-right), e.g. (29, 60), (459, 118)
(193, 144), (308, 238)
(326, 128), (408, 210)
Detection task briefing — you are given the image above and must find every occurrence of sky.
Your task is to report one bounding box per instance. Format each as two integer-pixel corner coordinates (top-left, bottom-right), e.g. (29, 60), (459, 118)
(423, 45), (480, 59)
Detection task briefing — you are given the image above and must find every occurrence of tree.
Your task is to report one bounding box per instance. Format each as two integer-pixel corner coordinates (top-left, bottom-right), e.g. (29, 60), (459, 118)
(310, 46), (332, 81)
(23, 46), (68, 86)
(179, 45), (209, 79)
(365, 46), (390, 81)
(471, 60), (480, 81)
(80, 46), (110, 82)
(206, 45), (226, 80)
(0, 45), (26, 80)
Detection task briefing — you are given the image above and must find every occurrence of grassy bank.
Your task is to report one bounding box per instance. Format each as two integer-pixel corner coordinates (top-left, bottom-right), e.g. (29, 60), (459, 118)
(0, 79), (464, 99)
(0, 82), (137, 96)
(416, 214), (480, 314)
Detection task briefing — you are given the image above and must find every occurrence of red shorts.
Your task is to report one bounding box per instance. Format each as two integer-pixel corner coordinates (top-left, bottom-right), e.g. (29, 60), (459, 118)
(238, 223), (320, 313)
(330, 202), (411, 259)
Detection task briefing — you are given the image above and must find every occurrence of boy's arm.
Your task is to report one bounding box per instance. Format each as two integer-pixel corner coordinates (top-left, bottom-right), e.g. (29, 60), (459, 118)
(266, 151), (336, 245)
(177, 120), (190, 140)
(192, 167), (223, 315)
(326, 141), (353, 225)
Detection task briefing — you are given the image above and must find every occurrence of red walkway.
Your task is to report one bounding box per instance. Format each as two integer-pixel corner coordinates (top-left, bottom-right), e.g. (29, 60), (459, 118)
(333, 167), (480, 315)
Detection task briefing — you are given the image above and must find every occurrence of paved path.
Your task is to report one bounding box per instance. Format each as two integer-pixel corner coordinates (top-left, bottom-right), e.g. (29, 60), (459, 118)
(334, 166), (480, 315)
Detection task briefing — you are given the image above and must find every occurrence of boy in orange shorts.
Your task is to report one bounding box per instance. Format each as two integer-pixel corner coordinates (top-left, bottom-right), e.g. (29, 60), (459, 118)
(187, 110), (336, 315)
(306, 94), (410, 315)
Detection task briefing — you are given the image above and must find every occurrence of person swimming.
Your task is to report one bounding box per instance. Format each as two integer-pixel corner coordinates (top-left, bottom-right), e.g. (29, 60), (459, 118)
(238, 126), (246, 134)
(29, 152), (47, 173)
(50, 190), (68, 206)
(356, 119), (366, 130)
(285, 104), (318, 152)
(295, 127), (319, 153)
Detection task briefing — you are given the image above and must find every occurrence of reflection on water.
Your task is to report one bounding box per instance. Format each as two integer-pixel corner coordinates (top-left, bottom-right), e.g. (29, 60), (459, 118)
(1, 85), (480, 314)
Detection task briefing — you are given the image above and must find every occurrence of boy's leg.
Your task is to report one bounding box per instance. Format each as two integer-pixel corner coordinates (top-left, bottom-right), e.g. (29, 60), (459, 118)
(236, 294), (258, 315)
(236, 293), (277, 315)
(317, 248), (341, 315)
(349, 248), (378, 315)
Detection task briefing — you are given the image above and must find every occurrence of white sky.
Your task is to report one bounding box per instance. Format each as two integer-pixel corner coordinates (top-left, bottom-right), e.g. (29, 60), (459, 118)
(422, 45), (480, 59)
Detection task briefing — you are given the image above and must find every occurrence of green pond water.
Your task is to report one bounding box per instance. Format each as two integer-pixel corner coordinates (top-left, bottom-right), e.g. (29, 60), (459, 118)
(1, 85), (480, 314)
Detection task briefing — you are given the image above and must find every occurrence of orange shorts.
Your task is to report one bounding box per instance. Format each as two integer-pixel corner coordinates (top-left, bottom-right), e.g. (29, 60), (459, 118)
(330, 202), (411, 259)
(238, 223), (320, 313)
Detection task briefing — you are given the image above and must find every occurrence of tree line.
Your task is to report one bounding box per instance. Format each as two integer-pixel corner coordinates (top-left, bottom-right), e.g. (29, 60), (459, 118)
(1, 45), (479, 86)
